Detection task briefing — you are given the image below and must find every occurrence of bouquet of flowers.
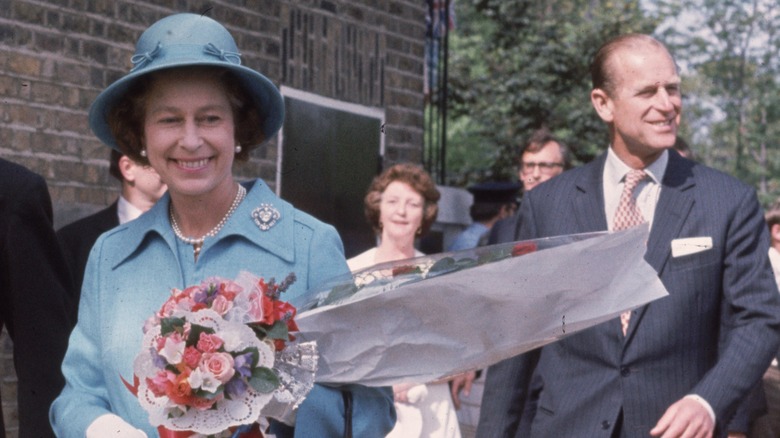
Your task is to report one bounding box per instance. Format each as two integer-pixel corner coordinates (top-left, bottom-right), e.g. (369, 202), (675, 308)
(129, 271), (317, 436)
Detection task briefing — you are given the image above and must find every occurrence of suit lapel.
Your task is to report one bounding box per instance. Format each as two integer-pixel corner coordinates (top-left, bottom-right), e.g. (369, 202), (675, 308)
(645, 152), (696, 275)
(571, 154), (628, 343)
(573, 154), (609, 233)
(624, 151), (696, 340)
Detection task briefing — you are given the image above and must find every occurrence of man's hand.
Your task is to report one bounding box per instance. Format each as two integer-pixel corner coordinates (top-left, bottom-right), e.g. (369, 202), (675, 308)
(449, 370), (477, 409)
(650, 397), (714, 438)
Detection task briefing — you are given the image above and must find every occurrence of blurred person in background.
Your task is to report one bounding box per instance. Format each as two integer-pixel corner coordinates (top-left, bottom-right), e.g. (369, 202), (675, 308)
(448, 181), (520, 251)
(0, 158), (73, 438)
(349, 162), (462, 438)
(57, 149), (166, 293)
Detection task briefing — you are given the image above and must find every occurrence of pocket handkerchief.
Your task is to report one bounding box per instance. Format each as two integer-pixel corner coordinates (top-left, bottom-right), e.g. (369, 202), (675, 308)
(671, 236), (713, 258)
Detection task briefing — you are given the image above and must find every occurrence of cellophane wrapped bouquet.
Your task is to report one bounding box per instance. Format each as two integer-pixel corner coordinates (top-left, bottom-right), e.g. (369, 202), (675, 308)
(130, 271), (317, 436)
(293, 226), (669, 387)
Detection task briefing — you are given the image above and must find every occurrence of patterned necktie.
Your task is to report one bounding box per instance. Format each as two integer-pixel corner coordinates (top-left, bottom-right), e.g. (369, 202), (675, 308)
(614, 169), (647, 335)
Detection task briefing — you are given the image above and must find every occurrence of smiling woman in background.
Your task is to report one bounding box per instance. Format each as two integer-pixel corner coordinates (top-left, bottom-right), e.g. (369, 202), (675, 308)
(348, 163), (462, 438)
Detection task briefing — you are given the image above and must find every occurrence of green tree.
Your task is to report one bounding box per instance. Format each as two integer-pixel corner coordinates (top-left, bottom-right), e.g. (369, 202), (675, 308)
(656, 0), (780, 204)
(445, 0), (659, 186)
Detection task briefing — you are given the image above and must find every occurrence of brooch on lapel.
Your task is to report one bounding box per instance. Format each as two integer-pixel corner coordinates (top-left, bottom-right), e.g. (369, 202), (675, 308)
(252, 204), (281, 231)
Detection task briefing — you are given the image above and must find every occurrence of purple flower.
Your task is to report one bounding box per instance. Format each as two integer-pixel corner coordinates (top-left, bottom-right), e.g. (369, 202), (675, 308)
(150, 347), (167, 369)
(234, 352), (253, 378)
(225, 377), (248, 399)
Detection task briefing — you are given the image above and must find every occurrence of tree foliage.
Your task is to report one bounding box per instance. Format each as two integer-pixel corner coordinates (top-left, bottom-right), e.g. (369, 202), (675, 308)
(446, 0), (780, 206)
(655, 0), (780, 204)
(445, 0), (659, 186)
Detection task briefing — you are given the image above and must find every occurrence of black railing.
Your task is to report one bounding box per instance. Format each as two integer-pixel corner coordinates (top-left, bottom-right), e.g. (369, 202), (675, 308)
(423, 0), (451, 185)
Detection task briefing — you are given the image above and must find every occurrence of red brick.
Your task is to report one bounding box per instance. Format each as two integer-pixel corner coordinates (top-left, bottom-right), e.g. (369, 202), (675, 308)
(7, 53), (41, 76)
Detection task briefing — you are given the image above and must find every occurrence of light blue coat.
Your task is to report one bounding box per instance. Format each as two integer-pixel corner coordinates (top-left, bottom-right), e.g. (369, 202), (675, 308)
(50, 179), (394, 437)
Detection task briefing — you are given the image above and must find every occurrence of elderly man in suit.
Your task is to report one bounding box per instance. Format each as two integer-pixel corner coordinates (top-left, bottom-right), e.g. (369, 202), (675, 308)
(0, 158), (73, 438)
(476, 33), (780, 438)
(58, 150), (166, 293)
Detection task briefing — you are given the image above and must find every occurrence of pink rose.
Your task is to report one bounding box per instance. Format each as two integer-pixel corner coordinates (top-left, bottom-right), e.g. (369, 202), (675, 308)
(147, 370), (175, 397)
(196, 332), (223, 353)
(200, 352), (235, 383)
(218, 280), (242, 301)
(247, 291), (264, 322)
(158, 298), (177, 318)
(210, 294), (233, 316)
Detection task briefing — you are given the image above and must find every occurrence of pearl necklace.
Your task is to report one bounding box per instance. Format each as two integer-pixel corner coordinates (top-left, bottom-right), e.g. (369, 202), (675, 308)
(170, 184), (246, 260)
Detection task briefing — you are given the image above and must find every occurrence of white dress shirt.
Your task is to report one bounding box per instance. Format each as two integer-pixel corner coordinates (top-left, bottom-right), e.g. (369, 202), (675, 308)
(117, 195), (144, 225)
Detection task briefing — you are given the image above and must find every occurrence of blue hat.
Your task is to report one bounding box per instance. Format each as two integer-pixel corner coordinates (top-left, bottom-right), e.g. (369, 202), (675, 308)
(468, 182), (521, 204)
(89, 13), (285, 151)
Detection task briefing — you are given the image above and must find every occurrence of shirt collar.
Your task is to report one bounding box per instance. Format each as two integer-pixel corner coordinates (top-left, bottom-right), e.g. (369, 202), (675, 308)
(605, 147), (668, 186)
(117, 194), (144, 224)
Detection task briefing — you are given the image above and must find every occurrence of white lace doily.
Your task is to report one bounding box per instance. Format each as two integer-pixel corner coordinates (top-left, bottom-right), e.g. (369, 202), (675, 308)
(134, 309), (276, 434)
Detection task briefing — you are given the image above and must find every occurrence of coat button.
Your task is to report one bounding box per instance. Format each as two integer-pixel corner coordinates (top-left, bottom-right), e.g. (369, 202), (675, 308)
(601, 420), (611, 429)
(621, 366), (631, 377)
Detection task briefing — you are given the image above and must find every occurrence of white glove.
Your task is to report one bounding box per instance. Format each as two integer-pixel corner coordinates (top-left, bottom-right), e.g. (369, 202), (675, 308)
(86, 414), (149, 438)
(406, 384), (429, 403)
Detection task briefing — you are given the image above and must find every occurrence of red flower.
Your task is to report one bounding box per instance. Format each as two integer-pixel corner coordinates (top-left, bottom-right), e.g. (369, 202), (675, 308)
(190, 394), (220, 411)
(392, 265), (417, 276)
(166, 372), (194, 406)
(274, 300), (297, 323)
(259, 288), (275, 326)
(146, 370), (173, 398)
(512, 242), (537, 257)
(182, 346), (201, 369)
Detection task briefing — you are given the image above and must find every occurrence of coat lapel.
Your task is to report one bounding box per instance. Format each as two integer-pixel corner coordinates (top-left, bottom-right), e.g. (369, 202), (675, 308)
(573, 154), (609, 233)
(624, 151), (696, 340)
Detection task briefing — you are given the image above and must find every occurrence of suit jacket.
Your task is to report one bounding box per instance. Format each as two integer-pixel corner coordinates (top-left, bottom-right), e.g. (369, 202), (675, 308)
(57, 201), (119, 295)
(477, 150), (780, 438)
(0, 158), (73, 438)
(487, 213), (521, 246)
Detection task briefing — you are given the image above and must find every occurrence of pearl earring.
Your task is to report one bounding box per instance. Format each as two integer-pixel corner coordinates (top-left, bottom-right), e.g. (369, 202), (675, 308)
(140, 149), (147, 158)
(235, 145), (242, 154)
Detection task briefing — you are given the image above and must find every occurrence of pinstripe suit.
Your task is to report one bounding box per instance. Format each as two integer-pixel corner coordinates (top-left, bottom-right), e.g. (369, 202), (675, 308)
(477, 150), (780, 438)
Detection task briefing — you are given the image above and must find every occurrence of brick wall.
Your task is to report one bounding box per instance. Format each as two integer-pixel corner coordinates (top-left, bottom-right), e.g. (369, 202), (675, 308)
(0, 1), (425, 435)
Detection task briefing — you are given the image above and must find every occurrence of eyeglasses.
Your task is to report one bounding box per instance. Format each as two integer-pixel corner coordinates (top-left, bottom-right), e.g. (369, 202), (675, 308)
(520, 161), (564, 174)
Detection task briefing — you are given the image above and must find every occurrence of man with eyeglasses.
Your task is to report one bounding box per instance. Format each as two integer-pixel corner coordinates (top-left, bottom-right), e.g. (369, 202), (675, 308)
(486, 128), (571, 245)
(456, 129), (571, 435)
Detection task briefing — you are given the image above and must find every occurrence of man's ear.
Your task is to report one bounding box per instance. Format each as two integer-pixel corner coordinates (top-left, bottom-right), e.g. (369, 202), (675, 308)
(118, 155), (136, 185)
(591, 88), (614, 123)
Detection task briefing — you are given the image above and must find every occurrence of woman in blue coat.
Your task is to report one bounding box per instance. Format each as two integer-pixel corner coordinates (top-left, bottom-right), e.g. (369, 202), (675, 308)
(50, 13), (394, 437)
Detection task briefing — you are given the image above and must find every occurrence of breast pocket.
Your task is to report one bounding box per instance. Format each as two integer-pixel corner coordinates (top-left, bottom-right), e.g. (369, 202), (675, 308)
(668, 245), (720, 272)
